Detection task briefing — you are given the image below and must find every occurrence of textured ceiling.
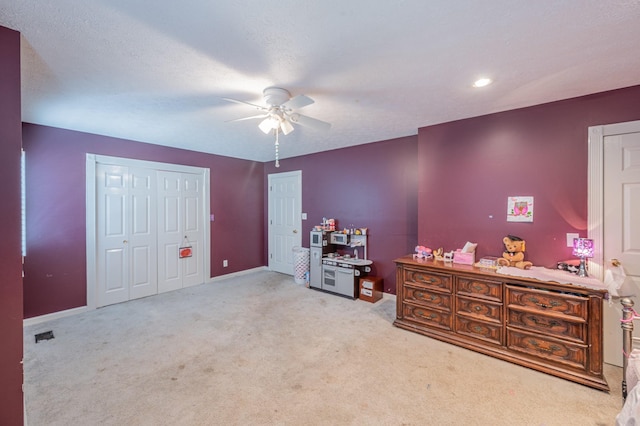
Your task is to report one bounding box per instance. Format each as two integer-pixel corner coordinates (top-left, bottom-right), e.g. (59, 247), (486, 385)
(2, 1), (640, 163)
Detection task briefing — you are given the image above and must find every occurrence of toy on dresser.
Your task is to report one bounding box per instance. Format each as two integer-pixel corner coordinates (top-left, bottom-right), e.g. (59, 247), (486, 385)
(496, 235), (532, 270)
(413, 245), (432, 260)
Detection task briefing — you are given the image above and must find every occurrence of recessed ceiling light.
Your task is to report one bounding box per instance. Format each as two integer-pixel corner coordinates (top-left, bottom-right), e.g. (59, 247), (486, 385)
(473, 78), (492, 88)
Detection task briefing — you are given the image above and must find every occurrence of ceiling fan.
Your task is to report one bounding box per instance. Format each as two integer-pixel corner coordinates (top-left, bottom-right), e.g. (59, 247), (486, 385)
(222, 87), (331, 167)
(223, 86), (331, 135)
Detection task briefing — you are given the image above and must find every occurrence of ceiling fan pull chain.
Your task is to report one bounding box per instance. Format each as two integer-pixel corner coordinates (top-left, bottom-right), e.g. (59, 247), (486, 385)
(274, 128), (280, 168)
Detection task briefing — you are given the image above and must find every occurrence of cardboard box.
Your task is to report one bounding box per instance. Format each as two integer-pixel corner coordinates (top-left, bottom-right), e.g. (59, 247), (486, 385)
(359, 276), (383, 303)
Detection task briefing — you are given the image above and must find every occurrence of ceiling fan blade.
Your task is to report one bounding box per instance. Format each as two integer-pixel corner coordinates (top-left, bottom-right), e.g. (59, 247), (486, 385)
(283, 94), (314, 110)
(226, 113), (269, 123)
(221, 97), (267, 111)
(288, 113), (331, 131)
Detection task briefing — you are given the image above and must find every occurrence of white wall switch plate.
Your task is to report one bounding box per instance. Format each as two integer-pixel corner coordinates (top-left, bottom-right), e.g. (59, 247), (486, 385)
(301, 213), (307, 220)
(566, 233), (579, 247)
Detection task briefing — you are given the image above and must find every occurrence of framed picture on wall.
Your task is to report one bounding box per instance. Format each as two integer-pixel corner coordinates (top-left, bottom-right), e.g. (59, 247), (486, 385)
(507, 196), (533, 222)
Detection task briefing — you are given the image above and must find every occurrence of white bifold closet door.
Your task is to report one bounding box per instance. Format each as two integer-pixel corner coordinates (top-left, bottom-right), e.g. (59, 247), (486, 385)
(96, 164), (158, 307)
(95, 165), (205, 308)
(157, 170), (204, 293)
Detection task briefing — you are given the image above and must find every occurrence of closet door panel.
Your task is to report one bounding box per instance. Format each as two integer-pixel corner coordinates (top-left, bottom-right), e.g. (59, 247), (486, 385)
(96, 164), (129, 307)
(129, 167), (157, 299)
(182, 173), (204, 287)
(158, 171), (183, 293)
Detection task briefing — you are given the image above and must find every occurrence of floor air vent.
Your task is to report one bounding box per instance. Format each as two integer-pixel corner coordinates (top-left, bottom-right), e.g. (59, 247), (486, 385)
(35, 330), (54, 343)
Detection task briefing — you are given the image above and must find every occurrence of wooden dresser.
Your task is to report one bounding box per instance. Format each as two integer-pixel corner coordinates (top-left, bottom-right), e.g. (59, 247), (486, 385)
(394, 256), (609, 391)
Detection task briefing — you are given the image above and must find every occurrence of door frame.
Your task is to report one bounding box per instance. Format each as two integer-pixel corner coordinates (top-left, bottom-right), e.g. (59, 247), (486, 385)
(588, 119), (640, 279)
(267, 170), (302, 274)
(86, 154), (211, 310)
(589, 120), (640, 366)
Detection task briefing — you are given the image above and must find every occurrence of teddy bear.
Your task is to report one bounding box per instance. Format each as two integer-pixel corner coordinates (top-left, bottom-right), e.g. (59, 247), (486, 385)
(496, 235), (532, 269)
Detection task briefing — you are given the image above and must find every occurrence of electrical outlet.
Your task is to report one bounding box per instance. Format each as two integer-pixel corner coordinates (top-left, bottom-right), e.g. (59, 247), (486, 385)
(566, 233), (579, 247)
(223, 259), (228, 267)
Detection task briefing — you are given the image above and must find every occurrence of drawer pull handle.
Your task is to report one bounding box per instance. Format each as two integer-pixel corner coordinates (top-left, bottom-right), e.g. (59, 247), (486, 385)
(472, 285), (483, 292)
(474, 306), (482, 311)
(529, 339), (561, 354)
(528, 296), (561, 309)
(416, 291), (438, 302)
(535, 301), (561, 309)
(417, 310), (437, 321)
(529, 316), (560, 328)
(537, 345), (561, 354)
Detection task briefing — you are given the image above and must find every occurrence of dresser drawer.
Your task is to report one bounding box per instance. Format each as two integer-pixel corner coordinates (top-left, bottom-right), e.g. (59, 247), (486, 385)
(457, 276), (503, 302)
(507, 329), (587, 371)
(506, 286), (588, 320)
(456, 316), (503, 345)
(457, 295), (502, 323)
(508, 310), (586, 343)
(403, 303), (453, 331)
(404, 284), (452, 311)
(403, 267), (452, 292)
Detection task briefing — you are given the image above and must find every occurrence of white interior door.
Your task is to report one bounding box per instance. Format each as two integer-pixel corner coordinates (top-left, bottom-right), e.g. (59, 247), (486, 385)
(158, 171), (183, 293)
(88, 154), (210, 310)
(268, 171), (302, 275)
(96, 164), (129, 307)
(128, 167), (158, 299)
(96, 164), (157, 307)
(181, 172), (204, 287)
(157, 170), (205, 293)
(602, 123), (640, 365)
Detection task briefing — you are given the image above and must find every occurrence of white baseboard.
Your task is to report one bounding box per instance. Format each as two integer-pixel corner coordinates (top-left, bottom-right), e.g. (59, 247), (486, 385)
(23, 305), (89, 327)
(23, 267), (270, 327)
(207, 266), (269, 283)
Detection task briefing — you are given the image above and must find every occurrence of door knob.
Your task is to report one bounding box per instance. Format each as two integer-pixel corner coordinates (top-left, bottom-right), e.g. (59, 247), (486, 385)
(612, 258), (621, 267)
(293, 229), (298, 234)
(123, 240), (128, 244)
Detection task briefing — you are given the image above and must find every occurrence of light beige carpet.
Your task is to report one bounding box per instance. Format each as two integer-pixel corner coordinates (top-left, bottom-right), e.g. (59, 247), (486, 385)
(24, 270), (622, 425)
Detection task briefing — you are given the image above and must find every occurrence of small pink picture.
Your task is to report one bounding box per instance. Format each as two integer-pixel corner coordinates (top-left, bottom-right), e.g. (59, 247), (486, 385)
(507, 196), (534, 222)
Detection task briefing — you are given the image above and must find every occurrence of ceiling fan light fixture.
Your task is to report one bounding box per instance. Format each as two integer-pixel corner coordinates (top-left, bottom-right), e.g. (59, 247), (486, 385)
(223, 86), (332, 167)
(258, 116), (280, 134)
(280, 119), (294, 135)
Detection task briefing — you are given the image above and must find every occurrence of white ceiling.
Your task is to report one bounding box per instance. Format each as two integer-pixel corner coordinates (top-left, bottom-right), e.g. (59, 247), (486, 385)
(2, 1), (640, 163)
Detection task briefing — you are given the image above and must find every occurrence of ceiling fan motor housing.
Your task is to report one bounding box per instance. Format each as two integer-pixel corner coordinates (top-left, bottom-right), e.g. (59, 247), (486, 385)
(263, 87), (291, 106)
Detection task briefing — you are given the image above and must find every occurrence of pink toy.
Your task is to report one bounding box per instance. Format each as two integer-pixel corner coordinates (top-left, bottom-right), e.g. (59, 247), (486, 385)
(413, 245), (433, 260)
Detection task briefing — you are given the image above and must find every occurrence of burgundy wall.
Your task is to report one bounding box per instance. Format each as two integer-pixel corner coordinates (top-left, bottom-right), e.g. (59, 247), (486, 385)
(264, 136), (419, 294)
(22, 124), (264, 318)
(0, 25), (24, 426)
(418, 85), (640, 268)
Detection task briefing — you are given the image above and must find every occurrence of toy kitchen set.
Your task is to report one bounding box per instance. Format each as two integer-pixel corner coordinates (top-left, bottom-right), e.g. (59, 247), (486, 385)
(309, 218), (373, 299)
